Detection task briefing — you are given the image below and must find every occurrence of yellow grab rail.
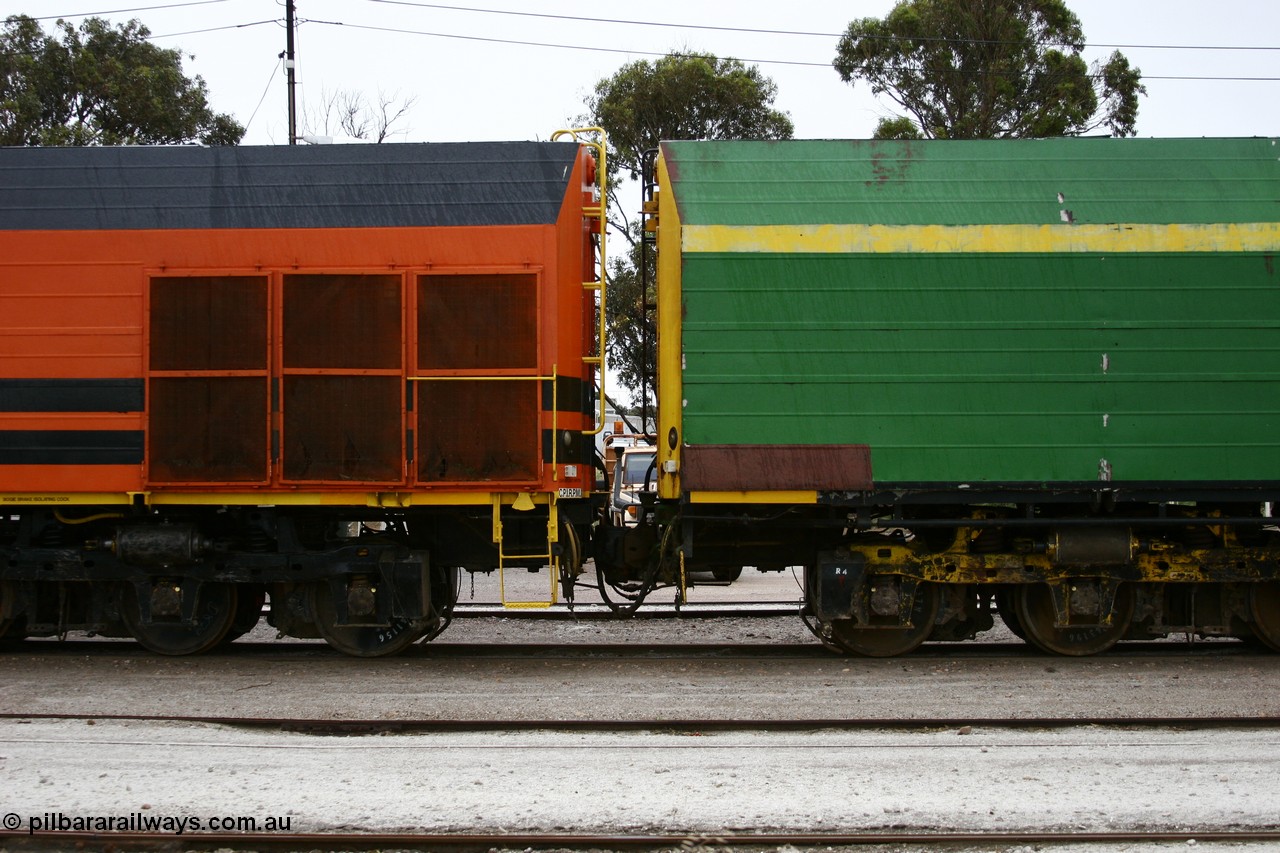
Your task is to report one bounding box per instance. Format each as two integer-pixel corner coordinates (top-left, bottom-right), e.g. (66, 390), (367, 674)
(552, 127), (608, 437)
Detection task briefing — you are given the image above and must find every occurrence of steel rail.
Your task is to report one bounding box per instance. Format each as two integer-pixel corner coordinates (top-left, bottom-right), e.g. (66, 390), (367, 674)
(415, 639), (1252, 659)
(6, 828), (1280, 849)
(0, 637), (1259, 666)
(4, 711), (1279, 734)
(3, 636), (1259, 660)
(451, 599), (803, 618)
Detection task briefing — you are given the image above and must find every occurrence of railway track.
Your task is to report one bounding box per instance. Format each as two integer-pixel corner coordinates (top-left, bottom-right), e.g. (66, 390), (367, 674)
(4, 710), (1278, 734)
(0, 635), (1261, 661)
(451, 599), (802, 618)
(6, 828), (1280, 850)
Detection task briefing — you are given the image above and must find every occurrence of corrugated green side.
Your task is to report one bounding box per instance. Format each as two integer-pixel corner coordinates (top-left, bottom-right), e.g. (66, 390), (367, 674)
(664, 138), (1280, 483)
(663, 138), (1280, 226)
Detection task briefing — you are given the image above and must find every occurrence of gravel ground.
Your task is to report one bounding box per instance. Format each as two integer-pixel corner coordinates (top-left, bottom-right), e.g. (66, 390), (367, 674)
(2, 718), (1278, 841)
(3, 615), (1276, 722)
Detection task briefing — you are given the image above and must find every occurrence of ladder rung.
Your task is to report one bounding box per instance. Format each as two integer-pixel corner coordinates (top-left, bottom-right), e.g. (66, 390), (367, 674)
(493, 493), (560, 608)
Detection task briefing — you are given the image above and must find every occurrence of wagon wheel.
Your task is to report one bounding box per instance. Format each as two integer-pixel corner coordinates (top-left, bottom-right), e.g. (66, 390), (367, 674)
(119, 581), (238, 656)
(1013, 582), (1133, 656)
(0, 581), (24, 642)
(220, 585), (267, 645)
(1246, 582), (1280, 652)
(558, 520), (584, 605)
(994, 586), (1028, 641)
(828, 582), (940, 657)
(308, 582), (430, 657)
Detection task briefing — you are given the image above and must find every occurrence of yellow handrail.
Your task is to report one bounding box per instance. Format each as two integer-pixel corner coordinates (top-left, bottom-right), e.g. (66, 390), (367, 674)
(551, 127), (608, 438)
(409, 364), (560, 479)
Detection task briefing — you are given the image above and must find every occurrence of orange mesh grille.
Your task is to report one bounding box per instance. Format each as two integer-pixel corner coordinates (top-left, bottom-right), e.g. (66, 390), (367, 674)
(283, 274), (401, 369)
(148, 276), (268, 483)
(418, 380), (537, 482)
(148, 377), (267, 482)
(283, 376), (402, 482)
(418, 274), (536, 370)
(150, 276), (267, 370)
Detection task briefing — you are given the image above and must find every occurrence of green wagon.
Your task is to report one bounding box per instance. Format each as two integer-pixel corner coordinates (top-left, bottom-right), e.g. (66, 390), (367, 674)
(614, 137), (1280, 655)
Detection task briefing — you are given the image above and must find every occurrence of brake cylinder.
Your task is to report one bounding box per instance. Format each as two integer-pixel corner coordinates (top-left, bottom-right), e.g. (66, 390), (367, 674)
(111, 525), (212, 567)
(1052, 527), (1134, 565)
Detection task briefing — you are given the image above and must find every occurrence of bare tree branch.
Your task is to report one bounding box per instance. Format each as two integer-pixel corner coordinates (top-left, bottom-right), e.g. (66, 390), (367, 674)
(304, 87), (416, 142)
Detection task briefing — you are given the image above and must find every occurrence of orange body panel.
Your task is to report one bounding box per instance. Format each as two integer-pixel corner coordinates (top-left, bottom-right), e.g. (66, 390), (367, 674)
(0, 152), (598, 501)
(0, 464), (141, 493)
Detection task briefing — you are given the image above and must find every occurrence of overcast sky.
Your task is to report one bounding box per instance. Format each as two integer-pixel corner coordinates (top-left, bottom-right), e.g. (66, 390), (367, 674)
(4, 0), (1278, 145)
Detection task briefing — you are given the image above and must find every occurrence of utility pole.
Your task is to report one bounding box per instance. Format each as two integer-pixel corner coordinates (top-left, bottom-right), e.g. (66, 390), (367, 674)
(284, 0), (298, 144)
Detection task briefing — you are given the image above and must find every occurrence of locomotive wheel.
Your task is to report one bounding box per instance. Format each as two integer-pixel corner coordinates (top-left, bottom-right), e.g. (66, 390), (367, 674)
(308, 582), (430, 657)
(828, 582), (940, 657)
(1246, 582), (1280, 652)
(1013, 582), (1133, 656)
(711, 565), (743, 582)
(120, 581), (238, 656)
(220, 585), (267, 645)
(994, 587), (1028, 640)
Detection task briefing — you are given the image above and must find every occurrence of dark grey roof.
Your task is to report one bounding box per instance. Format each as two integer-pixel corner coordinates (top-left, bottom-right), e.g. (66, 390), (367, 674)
(0, 141), (579, 230)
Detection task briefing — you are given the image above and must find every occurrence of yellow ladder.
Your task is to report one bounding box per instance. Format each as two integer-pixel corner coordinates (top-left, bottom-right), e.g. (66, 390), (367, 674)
(492, 493), (560, 608)
(552, 127), (608, 439)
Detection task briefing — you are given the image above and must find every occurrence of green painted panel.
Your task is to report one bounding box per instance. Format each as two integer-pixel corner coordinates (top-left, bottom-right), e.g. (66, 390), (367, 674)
(661, 138), (1279, 226)
(680, 253), (1280, 482)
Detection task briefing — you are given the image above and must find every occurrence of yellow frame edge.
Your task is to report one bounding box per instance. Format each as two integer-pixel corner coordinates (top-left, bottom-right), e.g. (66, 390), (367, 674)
(1, 491), (553, 508)
(687, 490), (819, 505)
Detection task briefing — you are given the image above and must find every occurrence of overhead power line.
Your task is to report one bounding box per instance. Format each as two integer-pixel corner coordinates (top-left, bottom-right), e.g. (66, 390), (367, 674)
(16, 0), (233, 21)
(26, 0), (1280, 53)
(305, 19), (833, 69)
(0, 16), (278, 57)
(361, 0), (1280, 52)
(150, 19), (280, 39)
(9, 4), (1278, 82)
(244, 55), (283, 134)
(306, 19), (1280, 81)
